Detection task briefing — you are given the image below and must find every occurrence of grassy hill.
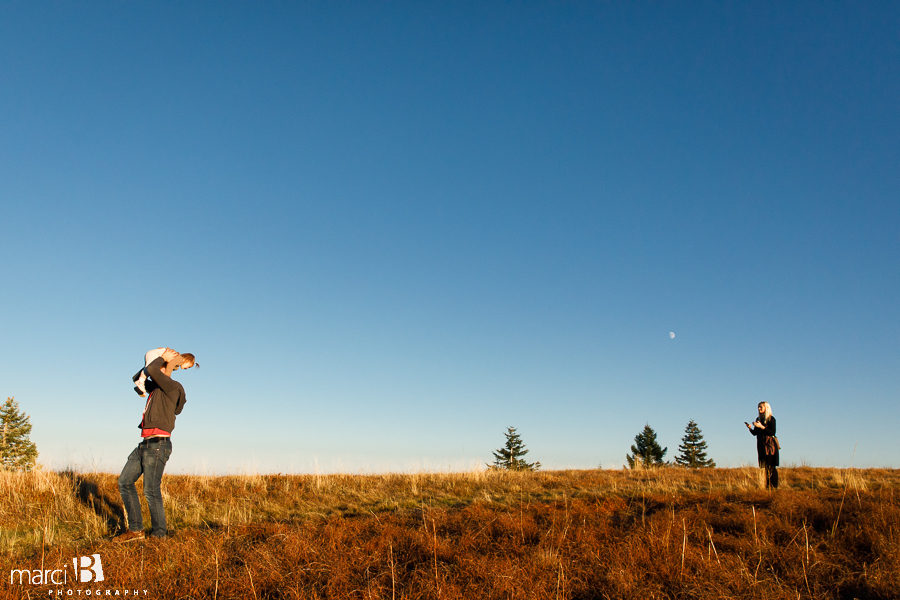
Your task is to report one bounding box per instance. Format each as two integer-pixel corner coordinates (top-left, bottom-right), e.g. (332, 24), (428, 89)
(1, 467), (898, 599)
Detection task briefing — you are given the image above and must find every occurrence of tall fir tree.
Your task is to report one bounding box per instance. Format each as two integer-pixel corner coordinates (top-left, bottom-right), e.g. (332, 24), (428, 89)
(625, 424), (667, 469)
(674, 419), (716, 468)
(0, 397), (38, 471)
(490, 426), (541, 471)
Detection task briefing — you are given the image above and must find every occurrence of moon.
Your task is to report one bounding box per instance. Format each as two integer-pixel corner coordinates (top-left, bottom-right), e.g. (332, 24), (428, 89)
(669, 331), (676, 340)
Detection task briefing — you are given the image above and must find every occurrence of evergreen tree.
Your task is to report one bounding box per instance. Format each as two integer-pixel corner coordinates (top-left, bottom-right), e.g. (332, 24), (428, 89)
(0, 397), (38, 471)
(625, 424), (667, 469)
(490, 426), (541, 471)
(675, 419), (716, 468)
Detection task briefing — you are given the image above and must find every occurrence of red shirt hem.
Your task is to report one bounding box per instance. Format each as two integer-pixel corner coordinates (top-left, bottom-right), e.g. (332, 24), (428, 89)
(141, 428), (171, 438)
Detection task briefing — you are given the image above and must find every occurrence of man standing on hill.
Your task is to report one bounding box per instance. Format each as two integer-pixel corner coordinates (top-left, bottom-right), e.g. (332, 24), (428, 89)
(115, 348), (190, 542)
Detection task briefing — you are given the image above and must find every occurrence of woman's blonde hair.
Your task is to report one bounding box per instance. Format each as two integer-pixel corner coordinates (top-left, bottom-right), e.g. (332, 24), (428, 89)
(757, 401), (773, 423)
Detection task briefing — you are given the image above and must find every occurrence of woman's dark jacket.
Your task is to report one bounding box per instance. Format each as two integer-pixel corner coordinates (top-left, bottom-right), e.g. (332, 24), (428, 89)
(750, 416), (779, 467)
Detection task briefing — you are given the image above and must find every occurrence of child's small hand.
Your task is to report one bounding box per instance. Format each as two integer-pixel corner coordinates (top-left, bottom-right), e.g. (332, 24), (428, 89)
(162, 348), (179, 362)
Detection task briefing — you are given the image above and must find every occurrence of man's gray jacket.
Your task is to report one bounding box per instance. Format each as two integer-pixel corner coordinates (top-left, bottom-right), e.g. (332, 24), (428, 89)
(140, 357), (187, 434)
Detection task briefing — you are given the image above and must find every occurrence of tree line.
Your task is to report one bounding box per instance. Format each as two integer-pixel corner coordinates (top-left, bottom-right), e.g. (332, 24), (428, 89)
(491, 420), (715, 471)
(1, 396), (716, 473)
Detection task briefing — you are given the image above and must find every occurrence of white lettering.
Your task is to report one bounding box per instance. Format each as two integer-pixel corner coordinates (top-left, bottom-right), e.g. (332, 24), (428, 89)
(10, 569), (30, 585)
(73, 554), (104, 583)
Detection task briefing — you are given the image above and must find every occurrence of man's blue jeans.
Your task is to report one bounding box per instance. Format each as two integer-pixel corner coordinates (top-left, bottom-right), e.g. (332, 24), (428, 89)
(118, 438), (172, 537)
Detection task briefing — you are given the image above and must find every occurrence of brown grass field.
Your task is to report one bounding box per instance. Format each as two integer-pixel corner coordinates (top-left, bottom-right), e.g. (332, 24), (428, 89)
(1, 467), (898, 599)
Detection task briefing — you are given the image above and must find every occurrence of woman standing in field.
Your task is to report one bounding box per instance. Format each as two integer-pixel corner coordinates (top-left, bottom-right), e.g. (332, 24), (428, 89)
(746, 401), (779, 489)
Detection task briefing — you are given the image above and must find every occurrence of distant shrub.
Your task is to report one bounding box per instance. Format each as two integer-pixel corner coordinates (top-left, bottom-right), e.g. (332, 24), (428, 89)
(0, 397), (38, 471)
(675, 419), (716, 468)
(626, 424), (667, 469)
(490, 426), (541, 471)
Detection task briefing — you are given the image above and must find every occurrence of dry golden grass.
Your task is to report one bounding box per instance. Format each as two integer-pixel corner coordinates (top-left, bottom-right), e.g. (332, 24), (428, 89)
(1, 467), (898, 599)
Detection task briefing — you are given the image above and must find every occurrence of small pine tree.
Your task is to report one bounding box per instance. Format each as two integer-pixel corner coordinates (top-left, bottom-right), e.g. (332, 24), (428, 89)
(0, 397), (38, 471)
(490, 426), (541, 471)
(625, 424), (667, 469)
(675, 419), (716, 468)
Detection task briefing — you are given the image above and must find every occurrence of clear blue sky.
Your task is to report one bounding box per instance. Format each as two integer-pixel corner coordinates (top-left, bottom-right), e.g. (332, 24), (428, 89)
(1, 2), (897, 473)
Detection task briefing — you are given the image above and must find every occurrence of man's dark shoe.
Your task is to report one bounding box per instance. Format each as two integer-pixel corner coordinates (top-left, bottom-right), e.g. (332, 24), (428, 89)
(113, 531), (144, 543)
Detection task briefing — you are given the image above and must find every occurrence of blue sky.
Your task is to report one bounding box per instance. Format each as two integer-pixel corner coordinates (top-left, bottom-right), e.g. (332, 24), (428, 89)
(1, 2), (897, 473)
